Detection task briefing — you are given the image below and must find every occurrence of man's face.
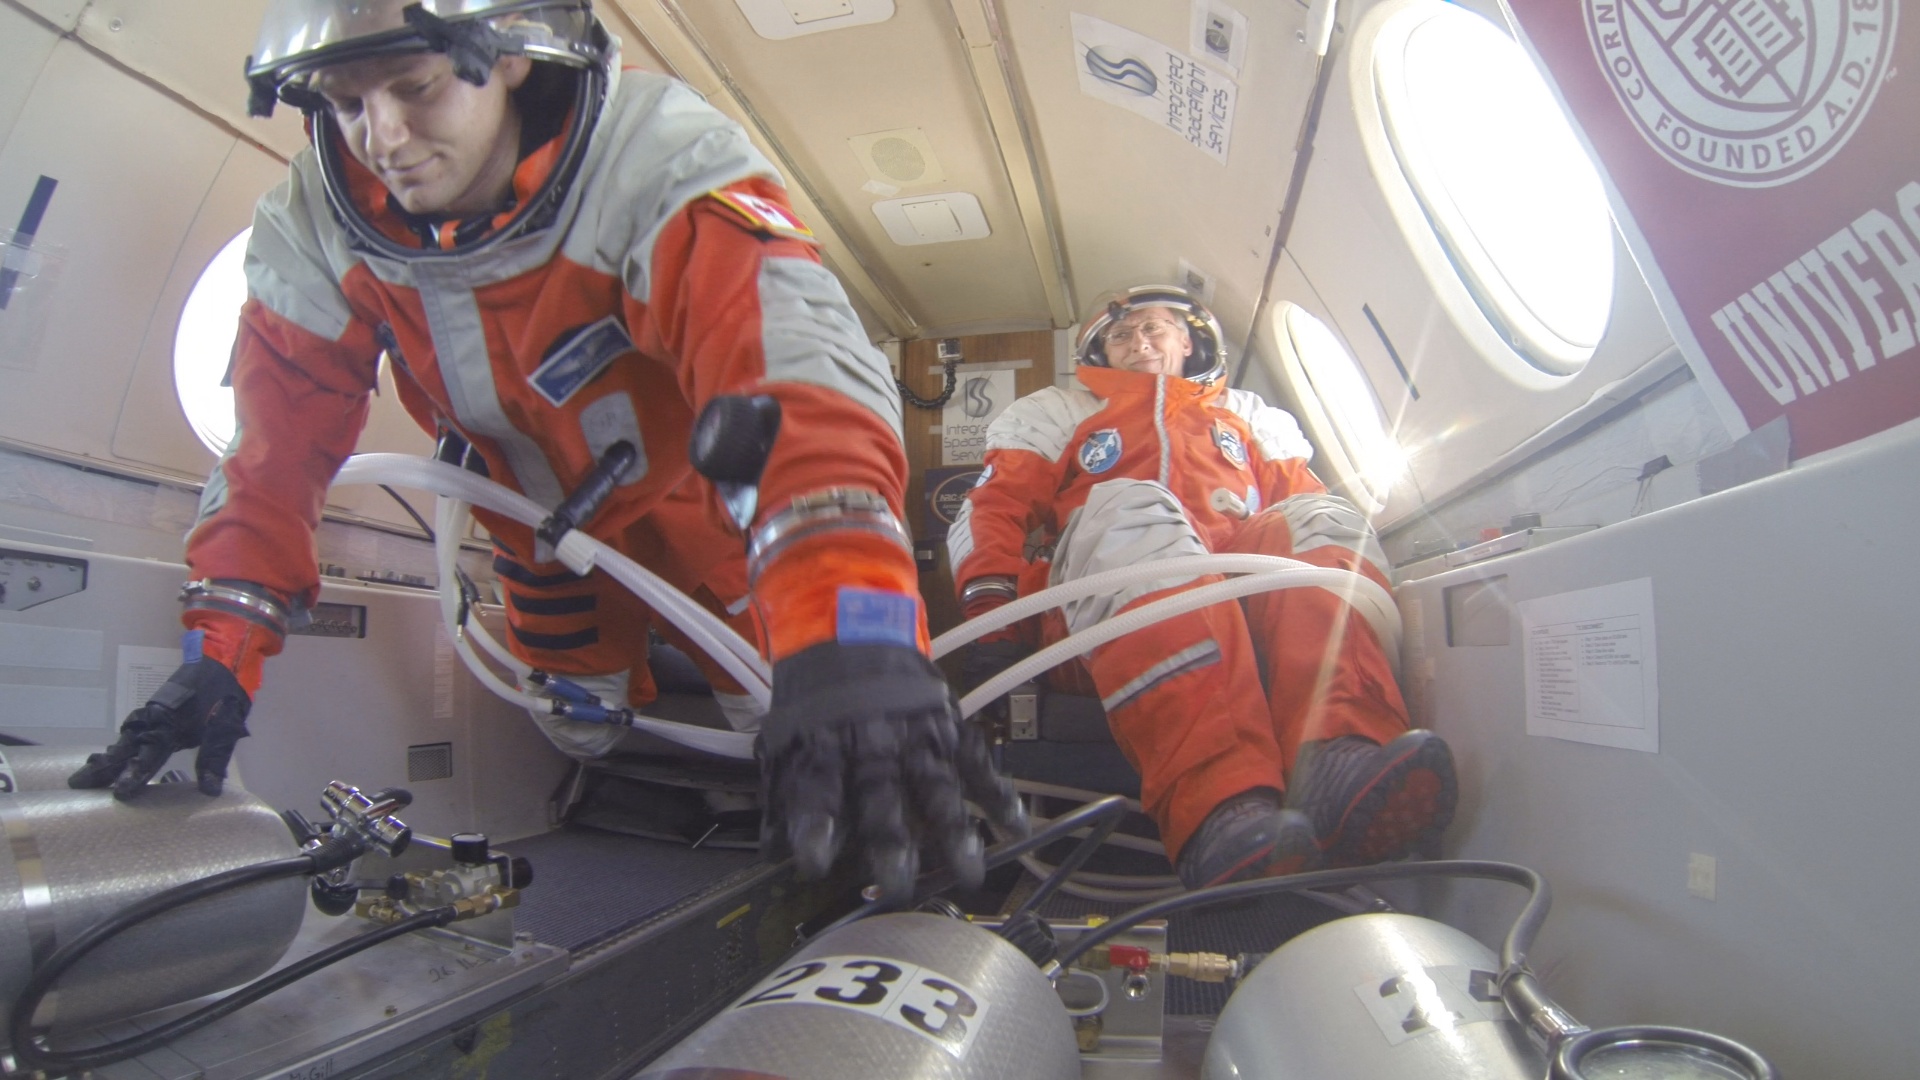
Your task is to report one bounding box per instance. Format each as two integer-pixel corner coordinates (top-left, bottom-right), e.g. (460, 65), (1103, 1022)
(313, 51), (532, 216)
(1100, 306), (1193, 376)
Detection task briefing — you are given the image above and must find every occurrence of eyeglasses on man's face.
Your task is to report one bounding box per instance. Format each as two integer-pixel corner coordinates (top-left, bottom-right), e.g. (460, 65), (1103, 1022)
(1102, 318), (1182, 347)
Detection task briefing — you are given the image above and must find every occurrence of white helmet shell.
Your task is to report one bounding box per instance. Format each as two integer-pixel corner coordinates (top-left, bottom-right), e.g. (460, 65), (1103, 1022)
(1075, 285), (1228, 385)
(246, 0), (605, 116)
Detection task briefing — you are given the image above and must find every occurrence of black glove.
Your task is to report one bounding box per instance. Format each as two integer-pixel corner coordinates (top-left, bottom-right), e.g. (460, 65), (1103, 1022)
(759, 642), (1028, 901)
(68, 655), (252, 799)
(960, 639), (1033, 723)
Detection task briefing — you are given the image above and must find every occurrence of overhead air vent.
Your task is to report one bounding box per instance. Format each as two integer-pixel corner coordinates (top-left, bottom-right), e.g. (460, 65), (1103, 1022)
(734, 0), (894, 39)
(408, 742), (453, 782)
(849, 128), (946, 191)
(871, 193), (990, 246)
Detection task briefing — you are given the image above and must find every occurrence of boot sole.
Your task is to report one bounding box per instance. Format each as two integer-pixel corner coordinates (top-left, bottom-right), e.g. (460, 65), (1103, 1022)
(1320, 733), (1458, 868)
(1196, 813), (1321, 889)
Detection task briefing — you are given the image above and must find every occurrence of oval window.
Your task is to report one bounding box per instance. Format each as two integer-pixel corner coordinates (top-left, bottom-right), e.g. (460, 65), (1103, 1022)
(172, 227), (251, 455)
(1277, 303), (1407, 504)
(1375, 3), (1614, 375)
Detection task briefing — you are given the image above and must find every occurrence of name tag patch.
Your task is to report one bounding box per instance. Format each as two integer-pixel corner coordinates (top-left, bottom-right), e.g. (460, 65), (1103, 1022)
(710, 190), (818, 244)
(530, 317), (634, 407)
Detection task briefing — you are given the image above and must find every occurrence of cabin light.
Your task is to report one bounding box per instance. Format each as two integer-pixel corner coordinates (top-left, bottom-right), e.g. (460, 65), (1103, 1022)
(1553, 1026), (1777, 1080)
(870, 192), (991, 246)
(172, 227), (252, 456)
(733, 0), (894, 39)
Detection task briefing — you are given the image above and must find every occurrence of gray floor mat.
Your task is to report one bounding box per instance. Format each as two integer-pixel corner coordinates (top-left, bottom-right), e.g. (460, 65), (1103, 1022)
(500, 827), (762, 954)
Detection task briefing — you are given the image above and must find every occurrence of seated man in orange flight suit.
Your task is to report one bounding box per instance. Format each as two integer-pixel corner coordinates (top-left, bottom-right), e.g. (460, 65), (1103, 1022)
(67, 0), (1023, 901)
(949, 286), (1457, 889)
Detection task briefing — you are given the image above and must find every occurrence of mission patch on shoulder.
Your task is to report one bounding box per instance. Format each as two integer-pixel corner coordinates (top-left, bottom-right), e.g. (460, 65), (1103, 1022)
(708, 189), (818, 244)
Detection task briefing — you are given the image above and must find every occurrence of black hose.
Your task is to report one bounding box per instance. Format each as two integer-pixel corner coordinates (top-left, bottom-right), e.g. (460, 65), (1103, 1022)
(813, 796), (1133, 938)
(379, 484), (436, 543)
(8, 854), (456, 1073)
(1008, 796), (1127, 919)
(1049, 859), (1552, 988)
(897, 353), (959, 410)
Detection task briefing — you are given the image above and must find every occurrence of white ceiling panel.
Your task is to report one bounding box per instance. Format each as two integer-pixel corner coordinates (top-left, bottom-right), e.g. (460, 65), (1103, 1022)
(0, 39), (233, 462)
(656, 0), (1054, 334)
(10, 0), (87, 33)
(0, 6), (60, 145)
(999, 0), (1321, 341)
(108, 138), (281, 481)
(77, 0), (310, 161)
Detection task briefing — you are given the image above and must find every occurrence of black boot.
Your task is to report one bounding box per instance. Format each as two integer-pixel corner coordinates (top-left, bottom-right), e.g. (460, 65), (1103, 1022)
(1174, 788), (1320, 890)
(1288, 731), (1458, 867)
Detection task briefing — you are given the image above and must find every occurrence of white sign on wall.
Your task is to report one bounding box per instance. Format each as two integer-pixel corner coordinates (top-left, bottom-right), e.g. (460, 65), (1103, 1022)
(1071, 13), (1238, 165)
(1518, 577), (1659, 753)
(940, 367), (1019, 466)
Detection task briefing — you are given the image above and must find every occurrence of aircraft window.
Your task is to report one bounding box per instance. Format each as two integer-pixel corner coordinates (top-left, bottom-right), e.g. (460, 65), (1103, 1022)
(1375, 4), (1614, 376)
(172, 227), (251, 455)
(1277, 303), (1406, 503)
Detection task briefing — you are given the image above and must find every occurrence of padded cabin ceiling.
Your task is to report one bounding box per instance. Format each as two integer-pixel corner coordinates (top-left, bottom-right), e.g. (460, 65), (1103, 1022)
(623, 0), (1322, 345)
(18, 0), (1319, 345)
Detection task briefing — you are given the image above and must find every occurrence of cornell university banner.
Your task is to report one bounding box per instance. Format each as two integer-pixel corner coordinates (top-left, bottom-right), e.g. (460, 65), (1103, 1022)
(1505, 0), (1918, 458)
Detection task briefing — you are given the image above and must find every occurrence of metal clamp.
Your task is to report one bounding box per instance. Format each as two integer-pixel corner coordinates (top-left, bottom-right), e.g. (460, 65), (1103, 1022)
(747, 489), (910, 582)
(960, 576), (1018, 606)
(180, 579), (293, 638)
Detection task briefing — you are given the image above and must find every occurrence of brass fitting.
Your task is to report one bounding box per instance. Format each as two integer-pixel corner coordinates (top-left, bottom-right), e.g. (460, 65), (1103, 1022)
(1165, 951), (1237, 983)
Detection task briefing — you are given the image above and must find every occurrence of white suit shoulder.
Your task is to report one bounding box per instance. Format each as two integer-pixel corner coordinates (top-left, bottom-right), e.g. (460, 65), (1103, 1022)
(985, 382), (1106, 462)
(1220, 387), (1314, 463)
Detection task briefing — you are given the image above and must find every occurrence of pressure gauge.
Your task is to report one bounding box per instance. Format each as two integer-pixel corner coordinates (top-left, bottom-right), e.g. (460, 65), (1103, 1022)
(1554, 1026), (1777, 1080)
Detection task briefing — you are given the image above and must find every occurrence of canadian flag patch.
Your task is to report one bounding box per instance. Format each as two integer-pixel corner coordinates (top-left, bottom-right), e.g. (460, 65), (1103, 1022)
(709, 189), (817, 244)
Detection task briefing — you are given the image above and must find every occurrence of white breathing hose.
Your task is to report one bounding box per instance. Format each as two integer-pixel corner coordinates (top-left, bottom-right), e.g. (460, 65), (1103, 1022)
(954, 564), (1401, 722)
(337, 455), (1404, 777)
(334, 455), (765, 760)
(336, 454), (770, 700)
(424, 495), (759, 760)
(931, 553), (1398, 659)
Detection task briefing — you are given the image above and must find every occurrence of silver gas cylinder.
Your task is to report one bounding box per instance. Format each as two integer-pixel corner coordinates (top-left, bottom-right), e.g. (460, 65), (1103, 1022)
(0, 744), (103, 794)
(1205, 912), (1549, 1079)
(638, 913), (1080, 1080)
(0, 781), (307, 1036)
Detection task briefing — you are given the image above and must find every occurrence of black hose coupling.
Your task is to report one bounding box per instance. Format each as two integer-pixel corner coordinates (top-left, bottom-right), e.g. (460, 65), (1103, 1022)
(536, 441), (639, 549)
(691, 395), (782, 531)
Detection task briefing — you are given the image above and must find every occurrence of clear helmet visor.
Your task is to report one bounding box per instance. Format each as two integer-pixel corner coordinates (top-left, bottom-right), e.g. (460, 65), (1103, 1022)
(1076, 285), (1228, 384)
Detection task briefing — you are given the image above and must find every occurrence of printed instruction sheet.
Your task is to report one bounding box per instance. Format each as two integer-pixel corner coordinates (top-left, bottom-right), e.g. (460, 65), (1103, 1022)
(1518, 578), (1659, 752)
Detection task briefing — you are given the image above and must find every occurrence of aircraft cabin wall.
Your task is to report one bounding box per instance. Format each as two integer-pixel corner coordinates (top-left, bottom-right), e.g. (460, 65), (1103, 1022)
(1, 1), (1917, 1078)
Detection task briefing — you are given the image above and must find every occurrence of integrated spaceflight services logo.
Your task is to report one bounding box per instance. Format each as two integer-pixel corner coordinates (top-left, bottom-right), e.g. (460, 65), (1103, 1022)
(1585, 0), (1896, 188)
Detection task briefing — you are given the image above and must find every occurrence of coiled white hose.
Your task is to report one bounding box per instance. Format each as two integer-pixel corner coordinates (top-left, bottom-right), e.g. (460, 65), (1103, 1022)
(337, 454), (1401, 771)
(952, 562), (1400, 723)
(931, 553), (1398, 658)
(335, 455), (765, 759)
(336, 455), (770, 700)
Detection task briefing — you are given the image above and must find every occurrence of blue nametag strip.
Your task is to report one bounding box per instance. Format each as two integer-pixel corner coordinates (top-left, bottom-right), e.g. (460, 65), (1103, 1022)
(835, 588), (919, 648)
(182, 628), (205, 664)
(529, 316), (635, 406)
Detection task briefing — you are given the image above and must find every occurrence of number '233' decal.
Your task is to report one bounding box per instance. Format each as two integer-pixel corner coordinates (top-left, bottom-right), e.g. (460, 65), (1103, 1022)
(735, 955), (991, 1060)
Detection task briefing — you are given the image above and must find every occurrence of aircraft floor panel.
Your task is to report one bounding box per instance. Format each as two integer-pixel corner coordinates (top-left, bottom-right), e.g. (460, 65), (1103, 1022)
(499, 826), (762, 955)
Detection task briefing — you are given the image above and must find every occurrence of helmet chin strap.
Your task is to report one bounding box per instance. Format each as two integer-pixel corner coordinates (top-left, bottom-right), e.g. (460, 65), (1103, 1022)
(402, 3), (524, 87)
